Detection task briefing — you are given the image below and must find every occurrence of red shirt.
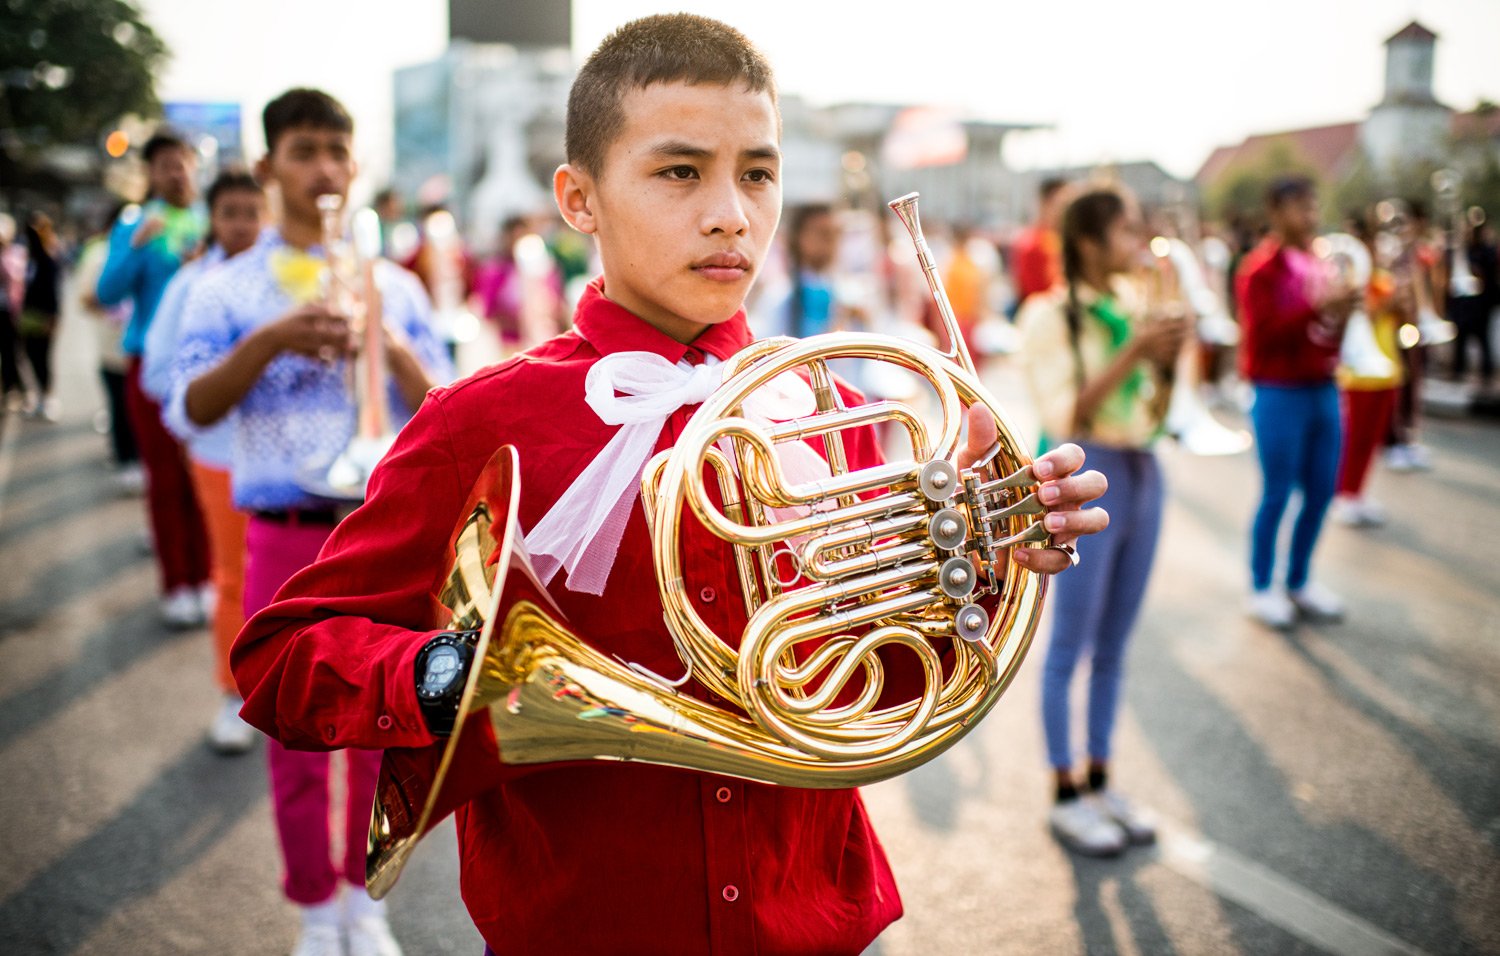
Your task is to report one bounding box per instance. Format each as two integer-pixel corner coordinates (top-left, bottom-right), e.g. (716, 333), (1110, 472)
(233, 280), (901, 955)
(1011, 224), (1061, 303)
(1235, 237), (1340, 384)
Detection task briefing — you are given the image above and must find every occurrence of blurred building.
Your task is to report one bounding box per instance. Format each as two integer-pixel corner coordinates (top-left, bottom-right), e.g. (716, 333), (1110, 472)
(1196, 21), (1500, 197)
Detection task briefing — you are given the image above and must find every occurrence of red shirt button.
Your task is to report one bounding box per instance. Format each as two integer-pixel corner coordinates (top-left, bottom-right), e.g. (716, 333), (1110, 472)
(722, 884), (739, 902)
(324, 725), (336, 742)
(716, 787), (731, 803)
(377, 715), (393, 731)
(699, 586), (717, 603)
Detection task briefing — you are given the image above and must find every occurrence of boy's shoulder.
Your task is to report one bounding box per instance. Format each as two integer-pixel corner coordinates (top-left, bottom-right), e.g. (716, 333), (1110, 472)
(429, 331), (592, 415)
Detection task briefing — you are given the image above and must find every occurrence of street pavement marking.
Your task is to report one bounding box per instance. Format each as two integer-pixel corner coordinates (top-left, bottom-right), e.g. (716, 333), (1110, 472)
(1155, 823), (1429, 956)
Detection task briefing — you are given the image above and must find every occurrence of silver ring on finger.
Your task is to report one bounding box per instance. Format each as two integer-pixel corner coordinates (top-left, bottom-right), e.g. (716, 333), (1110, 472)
(1048, 541), (1080, 567)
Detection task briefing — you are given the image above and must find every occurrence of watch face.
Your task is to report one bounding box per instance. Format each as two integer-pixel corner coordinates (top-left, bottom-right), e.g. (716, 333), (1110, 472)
(421, 645), (463, 697)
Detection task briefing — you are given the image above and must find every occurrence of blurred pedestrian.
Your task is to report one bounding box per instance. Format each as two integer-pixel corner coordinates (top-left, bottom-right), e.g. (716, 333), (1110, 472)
(73, 205), (143, 491)
(171, 88), (450, 956)
(1332, 223), (1406, 528)
(1384, 201), (1440, 471)
(1018, 186), (1188, 857)
(0, 213), (22, 410)
(1236, 176), (1359, 628)
(144, 169), (269, 755)
(1011, 177), (1069, 308)
(20, 212), (62, 421)
(97, 129), (213, 629)
(1452, 214), (1496, 391)
(471, 215), (564, 353)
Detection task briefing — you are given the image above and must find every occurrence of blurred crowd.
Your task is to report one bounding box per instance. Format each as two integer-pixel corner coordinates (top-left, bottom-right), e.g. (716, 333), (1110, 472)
(2, 94), (1497, 954)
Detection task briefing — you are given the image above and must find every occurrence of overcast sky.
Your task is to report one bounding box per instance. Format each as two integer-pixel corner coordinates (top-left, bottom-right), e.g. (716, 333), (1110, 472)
(138, 0), (1500, 189)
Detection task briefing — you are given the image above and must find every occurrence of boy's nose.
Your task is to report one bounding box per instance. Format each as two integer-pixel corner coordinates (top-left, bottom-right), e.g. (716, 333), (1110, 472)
(702, 181), (750, 236)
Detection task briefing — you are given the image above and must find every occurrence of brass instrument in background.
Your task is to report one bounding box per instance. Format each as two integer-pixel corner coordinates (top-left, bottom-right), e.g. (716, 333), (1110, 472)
(1373, 199), (1456, 349)
(366, 192), (1052, 897)
(1315, 232), (1399, 381)
(296, 195), (397, 501)
(1144, 237), (1251, 456)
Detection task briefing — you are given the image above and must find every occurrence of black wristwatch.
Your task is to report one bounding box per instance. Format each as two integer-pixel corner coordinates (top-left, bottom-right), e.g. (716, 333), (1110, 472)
(414, 630), (480, 737)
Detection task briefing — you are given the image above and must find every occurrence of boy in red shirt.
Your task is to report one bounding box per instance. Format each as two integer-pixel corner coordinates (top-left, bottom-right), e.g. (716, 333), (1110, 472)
(1236, 176), (1359, 629)
(234, 15), (1108, 955)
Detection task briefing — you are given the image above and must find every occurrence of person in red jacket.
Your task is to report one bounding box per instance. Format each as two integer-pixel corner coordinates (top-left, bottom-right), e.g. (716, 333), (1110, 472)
(1236, 176), (1359, 629)
(232, 15), (1110, 956)
(1010, 177), (1070, 308)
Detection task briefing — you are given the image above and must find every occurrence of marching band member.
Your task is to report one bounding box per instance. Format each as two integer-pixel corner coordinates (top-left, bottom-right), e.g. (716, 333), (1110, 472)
(1018, 186), (1188, 857)
(169, 89), (451, 956)
(142, 169), (269, 754)
(97, 130), (214, 629)
(1237, 176), (1359, 629)
(1332, 222), (1406, 528)
(230, 17), (1110, 955)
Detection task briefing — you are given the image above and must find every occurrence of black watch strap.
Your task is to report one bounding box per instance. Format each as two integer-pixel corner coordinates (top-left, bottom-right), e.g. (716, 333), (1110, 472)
(414, 629), (480, 737)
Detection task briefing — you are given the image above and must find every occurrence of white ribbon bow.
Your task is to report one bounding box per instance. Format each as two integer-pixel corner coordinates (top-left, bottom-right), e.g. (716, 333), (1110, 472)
(528, 349), (825, 596)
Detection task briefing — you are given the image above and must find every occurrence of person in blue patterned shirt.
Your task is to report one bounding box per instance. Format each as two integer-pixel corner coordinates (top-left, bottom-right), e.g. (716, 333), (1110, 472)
(168, 89), (452, 956)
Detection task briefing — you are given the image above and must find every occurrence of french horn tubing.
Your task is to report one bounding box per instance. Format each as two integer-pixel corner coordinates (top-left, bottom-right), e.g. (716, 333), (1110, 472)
(366, 193), (1051, 897)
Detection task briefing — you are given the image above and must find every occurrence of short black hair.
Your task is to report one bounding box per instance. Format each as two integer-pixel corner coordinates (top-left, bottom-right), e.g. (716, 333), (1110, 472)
(1266, 175), (1316, 209)
(1039, 177), (1069, 202)
(143, 129), (190, 163)
(206, 168), (263, 209)
(566, 14), (776, 177)
(262, 88), (354, 153)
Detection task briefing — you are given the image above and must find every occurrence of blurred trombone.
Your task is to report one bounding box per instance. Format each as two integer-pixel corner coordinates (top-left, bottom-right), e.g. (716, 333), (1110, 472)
(1314, 232), (1398, 381)
(297, 194), (397, 501)
(1145, 236), (1252, 456)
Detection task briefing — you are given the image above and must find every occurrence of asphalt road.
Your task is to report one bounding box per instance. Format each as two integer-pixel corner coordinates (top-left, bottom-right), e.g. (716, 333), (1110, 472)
(0, 301), (1496, 955)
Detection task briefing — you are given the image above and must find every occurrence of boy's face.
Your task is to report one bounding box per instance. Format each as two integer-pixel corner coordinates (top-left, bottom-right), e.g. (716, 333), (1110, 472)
(261, 127), (356, 225)
(149, 146), (198, 208)
(1271, 195), (1319, 247)
(212, 189), (267, 257)
(556, 81), (781, 343)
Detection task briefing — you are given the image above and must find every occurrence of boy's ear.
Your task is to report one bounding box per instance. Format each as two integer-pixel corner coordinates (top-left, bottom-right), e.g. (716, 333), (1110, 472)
(254, 153), (272, 183)
(554, 164), (597, 235)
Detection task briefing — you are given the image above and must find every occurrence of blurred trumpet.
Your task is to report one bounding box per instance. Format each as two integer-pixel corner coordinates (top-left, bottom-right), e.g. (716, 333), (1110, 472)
(1374, 199), (1456, 349)
(1314, 233), (1398, 380)
(1145, 236), (1251, 456)
(297, 194), (397, 501)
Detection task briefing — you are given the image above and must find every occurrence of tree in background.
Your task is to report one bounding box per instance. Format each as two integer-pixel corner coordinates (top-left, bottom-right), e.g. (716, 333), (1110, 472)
(0, 0), (168, 210)
(1205, 140), (1323, 231)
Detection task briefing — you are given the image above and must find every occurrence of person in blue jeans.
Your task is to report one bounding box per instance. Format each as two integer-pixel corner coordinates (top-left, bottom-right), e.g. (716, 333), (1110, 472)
(1018, 187), (1189, 857)
(1235, 177), (1359, 629)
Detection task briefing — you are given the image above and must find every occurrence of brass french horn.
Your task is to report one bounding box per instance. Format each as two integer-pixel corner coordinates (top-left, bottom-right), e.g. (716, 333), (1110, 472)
(366, 193), (1052, 897)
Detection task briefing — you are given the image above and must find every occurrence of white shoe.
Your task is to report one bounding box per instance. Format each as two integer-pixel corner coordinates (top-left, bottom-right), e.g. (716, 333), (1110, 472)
(207, 695), (256, 755)
(1289, 582), (1344, 622)
(198, 582), (218, 621)
(1332, 497), (1386, 528)
(1246, 588), (1295, 629)
(160, 586), (206, 629)
(345, 890), (402, 956)
(290, 923), (343, 956)
(1404, 444), (1433, 470)
(1049, 796), (1127, 857)
(113, 462), (146, 496)
(1091, 789), (1157, 845)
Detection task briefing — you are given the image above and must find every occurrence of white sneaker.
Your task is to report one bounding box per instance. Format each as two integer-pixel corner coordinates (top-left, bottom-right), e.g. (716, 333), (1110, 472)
(1246, 588), (1295, 629)
(207, 695), (256, 755)
(345, 890), (402, 956)
(290, 924), (342, 956)
(1049, 796), (1127, 857)
(1290, 582), (1344, 622)
(1091, 790), (1157, 845)
(113, 462), (146, 496)
(1332, 497), (1386, 528)
(198, 582), (218, 621)
(160, 586), (206, 630)
(1405, 444), (1433, 470)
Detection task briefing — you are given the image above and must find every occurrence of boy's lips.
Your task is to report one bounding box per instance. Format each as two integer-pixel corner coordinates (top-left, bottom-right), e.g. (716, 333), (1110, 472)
(692, 252), (752, 283)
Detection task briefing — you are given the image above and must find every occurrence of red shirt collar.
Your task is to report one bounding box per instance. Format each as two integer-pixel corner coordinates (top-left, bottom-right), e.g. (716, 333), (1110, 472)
(572, 277), (752, 364)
